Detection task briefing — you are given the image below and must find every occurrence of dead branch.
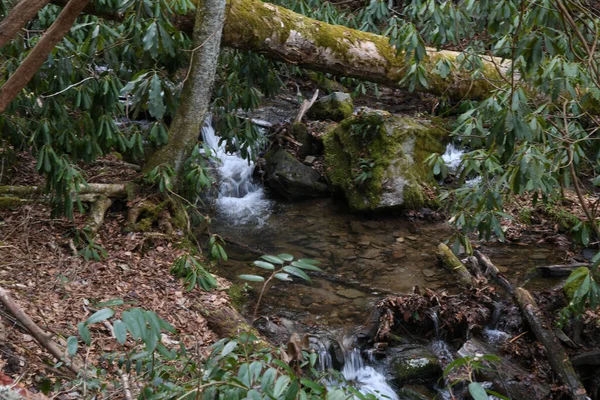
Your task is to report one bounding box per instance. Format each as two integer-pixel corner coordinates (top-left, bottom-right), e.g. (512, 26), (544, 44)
(86, 196), (113, 237)
(536, 263), (592, 277)
(0, 286), (82, 373)
(294, 90), (319, 123)
(474, 251), (588, 399)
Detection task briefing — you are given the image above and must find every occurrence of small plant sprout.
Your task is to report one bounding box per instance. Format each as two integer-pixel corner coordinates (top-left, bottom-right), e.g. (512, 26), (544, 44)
(239, 254), (322, 320)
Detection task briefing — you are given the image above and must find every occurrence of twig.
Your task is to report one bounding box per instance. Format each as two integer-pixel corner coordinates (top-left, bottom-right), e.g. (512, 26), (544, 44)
(508, 331), (528, 343)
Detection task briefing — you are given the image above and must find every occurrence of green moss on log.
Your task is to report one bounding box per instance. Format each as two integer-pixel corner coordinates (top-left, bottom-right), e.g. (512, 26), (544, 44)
(0, 196), (23, 209)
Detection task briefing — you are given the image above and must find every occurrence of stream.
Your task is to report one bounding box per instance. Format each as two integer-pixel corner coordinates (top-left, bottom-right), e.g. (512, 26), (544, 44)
(201, 120), (566, 398)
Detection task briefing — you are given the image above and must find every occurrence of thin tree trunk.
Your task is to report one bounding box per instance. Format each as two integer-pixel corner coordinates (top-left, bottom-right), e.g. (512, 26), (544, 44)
(0, 0), (89, 113)
(143, 0), (227, 176)
(0, 0), (52, 48)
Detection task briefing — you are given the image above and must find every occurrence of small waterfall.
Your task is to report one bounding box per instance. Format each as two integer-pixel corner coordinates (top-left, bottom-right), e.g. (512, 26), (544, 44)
(313, 334), (399, 400)
(428, 308), (441, 340)
(441, 143), (464, 173)
(341, 349), (399, 400)
(201, 116), (272, 226)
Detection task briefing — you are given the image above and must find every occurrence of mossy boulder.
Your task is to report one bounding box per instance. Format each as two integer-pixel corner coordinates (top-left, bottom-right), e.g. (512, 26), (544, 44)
(264, 148), (328, 200)
(308, 92), (353, 122)
(323, 110), (447, 212)
(389, 346), (442, 385)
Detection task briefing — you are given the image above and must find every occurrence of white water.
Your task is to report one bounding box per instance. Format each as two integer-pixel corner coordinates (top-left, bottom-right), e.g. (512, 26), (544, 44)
(441, 143), (482, 187)
(315, 337), (398, 400)
(341, 349), (399, 400)
(201, 117), (272, 226)
(441, 143), (464, 173)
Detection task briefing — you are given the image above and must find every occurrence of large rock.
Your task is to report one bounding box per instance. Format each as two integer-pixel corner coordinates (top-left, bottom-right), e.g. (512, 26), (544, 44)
(264, 149), (328, 200)
(308, 92), (354, 122)
(323, 110), (446, 211)
(389, 345), (442, 385)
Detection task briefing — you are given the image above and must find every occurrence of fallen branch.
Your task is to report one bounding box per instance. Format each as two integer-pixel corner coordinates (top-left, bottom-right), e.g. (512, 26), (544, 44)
(536, 263), (592, 277)
(0, 286), (82, 374)
(0, 183), (135, 199)
(86, 196), (113, 237)
(435, 243), (475, 287)
(474, 251), (588, 400)
(294, 89), (319, 123)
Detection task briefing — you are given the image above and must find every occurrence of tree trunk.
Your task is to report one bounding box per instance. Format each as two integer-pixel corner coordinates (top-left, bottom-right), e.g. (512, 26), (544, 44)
(142, 0), (227, 176)
(0, 0), (90, 113)
(0, 0), (52, 48)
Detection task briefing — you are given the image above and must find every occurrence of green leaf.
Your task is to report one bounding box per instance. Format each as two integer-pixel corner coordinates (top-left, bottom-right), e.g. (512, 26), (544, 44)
(94, 298), (124, 307)
(253, 260), (275, 270)
(67, 336), (78, 356)
(278, 253), (294, 262)
(221, 340), (238, 357)
(273, 375), (291, 398)
(274, 273), (292, 281)
(468, 382), (489, 400)
(85, 308), (114, 325)
(239, 274), (265, 282)
(148, 74), (166, 120)
(261, 255), (284, 264)
(113, 319), (127, 344)
(282, 265), (311, 282)
(291, 260), (323, 272)
(77, 322), (91, 346)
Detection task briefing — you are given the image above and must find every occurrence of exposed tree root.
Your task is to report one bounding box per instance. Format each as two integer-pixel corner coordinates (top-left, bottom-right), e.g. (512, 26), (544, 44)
(86, 196), (113, 237)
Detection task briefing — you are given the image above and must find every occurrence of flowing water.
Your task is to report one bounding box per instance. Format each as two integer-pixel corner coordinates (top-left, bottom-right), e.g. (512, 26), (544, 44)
(201, 119), (566, 398)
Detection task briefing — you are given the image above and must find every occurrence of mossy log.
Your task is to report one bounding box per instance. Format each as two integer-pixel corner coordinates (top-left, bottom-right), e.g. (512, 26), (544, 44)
(0, 183), (134, 199)
(52, 0), (509, 102)
(435, 243), (474, 287)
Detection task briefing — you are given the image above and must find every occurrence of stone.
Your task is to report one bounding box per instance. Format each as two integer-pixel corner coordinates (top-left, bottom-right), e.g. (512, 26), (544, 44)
(406, 236), (418, 241)
(336, 288), (364, 299)
(264, 149), (329, 200)
(392, 249), (407, 259)
(349, 220), (363, 233)
(396, 237), (405, 243)
(389, 346), (442, 385)
(303, 155), (317, 165)
(422, 268), (436, 277)
(361, 248), (380, 259)
(362, 221), (382, 229)
(323, 110), (447, 212)
(307, 92), (353, 122)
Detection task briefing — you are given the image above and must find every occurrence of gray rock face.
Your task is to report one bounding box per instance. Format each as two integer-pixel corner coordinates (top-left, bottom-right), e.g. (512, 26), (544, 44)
(264, 149), (328, 200)
(308, 92), (354, 121)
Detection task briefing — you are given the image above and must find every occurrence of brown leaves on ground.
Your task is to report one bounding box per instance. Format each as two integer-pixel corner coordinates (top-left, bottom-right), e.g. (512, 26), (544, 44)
(0, 201), (226, 392)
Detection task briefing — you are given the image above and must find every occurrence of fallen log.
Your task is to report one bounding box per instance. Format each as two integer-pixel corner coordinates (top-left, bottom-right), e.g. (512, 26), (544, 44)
(474, 251), (588, 400)
(536, 263), (592, 277)
(436, 243), (475, 287)
(49, 0), (510, 103)
(0, 183), (135, 199)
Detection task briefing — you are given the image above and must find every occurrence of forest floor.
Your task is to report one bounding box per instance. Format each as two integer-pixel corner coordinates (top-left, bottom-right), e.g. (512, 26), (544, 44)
(0, 153), (229, 393)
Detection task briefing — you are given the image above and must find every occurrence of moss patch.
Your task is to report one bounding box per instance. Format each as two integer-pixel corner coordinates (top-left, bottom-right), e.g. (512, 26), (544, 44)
(323, 111), (447, 211)
(0, 196), (23, 210)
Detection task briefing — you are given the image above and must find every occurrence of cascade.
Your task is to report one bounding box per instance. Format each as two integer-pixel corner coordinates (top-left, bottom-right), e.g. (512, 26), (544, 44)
(201, 116), (272, 226)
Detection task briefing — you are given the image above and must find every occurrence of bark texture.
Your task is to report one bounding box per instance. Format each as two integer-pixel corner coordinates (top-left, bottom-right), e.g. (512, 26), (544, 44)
(143, 0), (227, 175)
(48, 0), (509, 103)
(0, 0), (52, 48)
(0, 0), (90, 113)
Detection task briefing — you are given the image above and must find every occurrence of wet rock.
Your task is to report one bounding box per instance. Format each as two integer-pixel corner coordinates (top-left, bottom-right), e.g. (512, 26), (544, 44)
(392, 249), (407, 260)
(336, 288), (364, 299)
(362, 221), (382, 229)
(357, 239), (371, 247)
(323, 110), (447, 212)
(389, 346), (442, 385)
(361, 248), (380, 259)
(300, 296), (315, 306)
(406, 236), (418, 241)
(264, 148), (329, 200)
(307, 92), (353, 122)
(349, 221), (363, 233)
(422, 268), (436, 278)
(459, 338), (551, 399)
